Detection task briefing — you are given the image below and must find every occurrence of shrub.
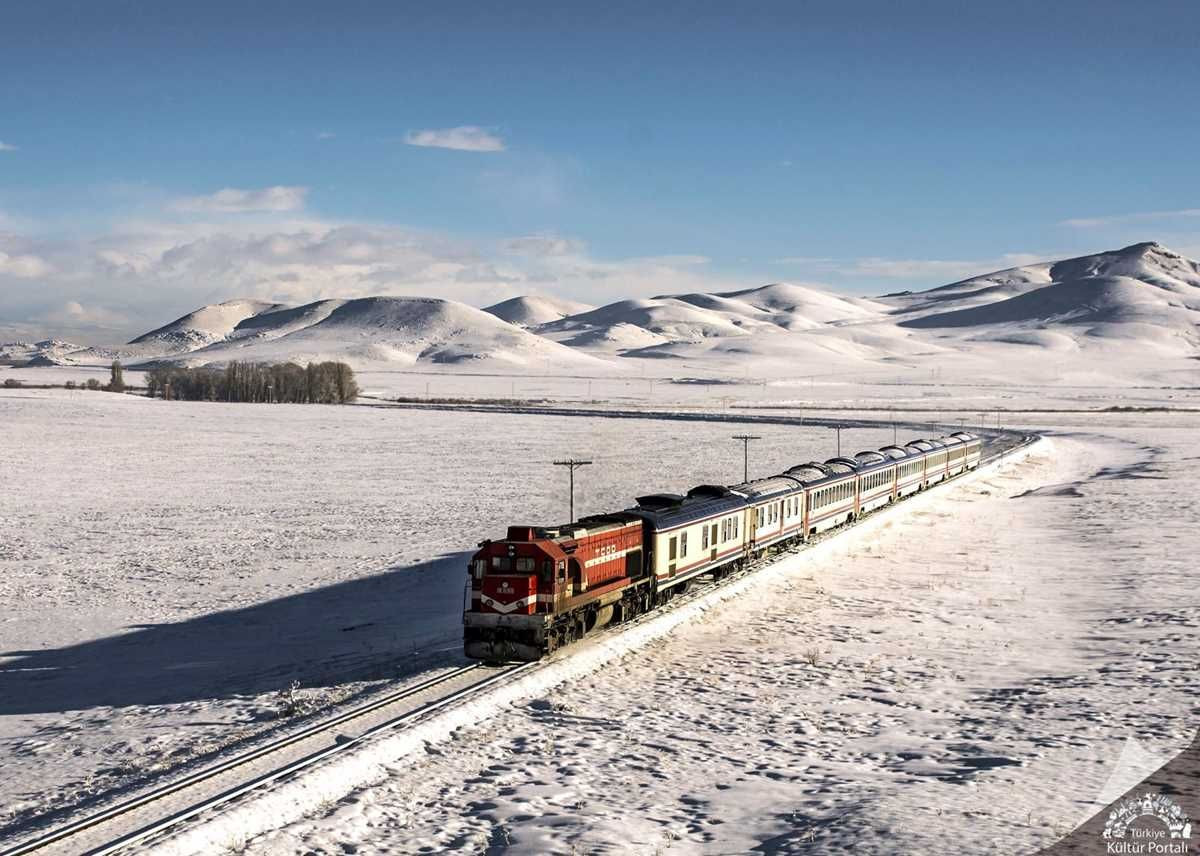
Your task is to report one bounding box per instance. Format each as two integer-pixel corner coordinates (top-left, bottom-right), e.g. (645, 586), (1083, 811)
(2, 378), (21, 388)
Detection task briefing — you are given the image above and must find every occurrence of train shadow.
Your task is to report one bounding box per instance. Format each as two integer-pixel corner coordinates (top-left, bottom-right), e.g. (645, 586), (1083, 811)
(0, 553), (471, 715)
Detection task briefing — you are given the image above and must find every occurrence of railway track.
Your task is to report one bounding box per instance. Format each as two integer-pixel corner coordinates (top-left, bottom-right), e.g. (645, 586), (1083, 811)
(0, 662), (534, 856)
(3, 429), (1036, 856)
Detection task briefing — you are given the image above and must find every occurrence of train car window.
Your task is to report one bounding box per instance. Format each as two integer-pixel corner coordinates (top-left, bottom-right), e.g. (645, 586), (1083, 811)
(680, 531), (688, 555)
(541, 559), (553, 582)
(711, 523), (718, 544)
(491, 556), (512, 571)
(702, 525), (709, 549)
(473, 559), (487, 579)
(733, 516), (739, 537)
(669, 536), (677, 561)
(516, 557), (534, 572)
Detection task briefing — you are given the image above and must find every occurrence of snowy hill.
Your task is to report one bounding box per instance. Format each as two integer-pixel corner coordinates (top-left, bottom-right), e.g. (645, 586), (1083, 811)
(134, 296), (612, 370)
(14, 242), (1198, 382)
(537, 282), (885, 351)
(484, 295), (593, 327)
(0, 339), (89, 366)
(886, 242), (1200, 354)
(128, 299), (289, 356)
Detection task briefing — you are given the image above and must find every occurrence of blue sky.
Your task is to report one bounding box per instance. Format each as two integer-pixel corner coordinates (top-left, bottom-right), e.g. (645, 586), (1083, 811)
(2, 0), (1199, 342)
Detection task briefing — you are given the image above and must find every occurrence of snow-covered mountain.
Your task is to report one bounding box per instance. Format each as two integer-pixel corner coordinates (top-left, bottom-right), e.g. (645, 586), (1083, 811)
(124, 296), (611, 370)
(483, 295), (593, 327)
(0, 339), (89, 366)
(535, 283), (886, 351)
(128, 299), (289, 356)
(883, 242), (1200, 354)
(10, 242), (1196, 378)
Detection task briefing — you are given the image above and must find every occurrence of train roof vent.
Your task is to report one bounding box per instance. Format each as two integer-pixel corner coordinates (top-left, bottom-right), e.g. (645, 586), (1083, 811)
(635, 493), (684, 509)
(854, 450), (886, 465)
(505, 526), (541, 541)
(685, 484), (731, 501)
(784, 463), (829, 482)
(878, 445), (910, 459)
(825, 456), (861, 471)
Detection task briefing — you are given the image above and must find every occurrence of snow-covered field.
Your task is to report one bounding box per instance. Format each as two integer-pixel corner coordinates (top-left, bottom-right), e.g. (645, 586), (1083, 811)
(0, 388), (906, 837)
(234, 426), (1198, 855)
(1, 386), (1196, 853)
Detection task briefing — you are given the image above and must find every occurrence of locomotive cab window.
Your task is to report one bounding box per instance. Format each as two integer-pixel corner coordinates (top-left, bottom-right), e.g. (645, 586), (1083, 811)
(515, 557), (534, 572)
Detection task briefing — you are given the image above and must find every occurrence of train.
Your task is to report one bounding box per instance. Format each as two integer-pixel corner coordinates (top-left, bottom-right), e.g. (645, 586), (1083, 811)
(464, 430), (983, 661)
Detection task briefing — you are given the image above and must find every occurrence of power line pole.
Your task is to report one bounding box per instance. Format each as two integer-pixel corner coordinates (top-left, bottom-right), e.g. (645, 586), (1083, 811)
(553, 459), (592, 523)
(731, 434), (761, 483)
(833, 424), (844, 457)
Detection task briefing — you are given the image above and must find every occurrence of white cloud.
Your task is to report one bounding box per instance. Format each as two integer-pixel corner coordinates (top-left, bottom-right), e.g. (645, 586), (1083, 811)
(1059, 209), (1200, 228)
(39, 300), (128, 328)
(0, 141), (17, 152)
(170, 186), (309, 213)
(316, 131), (336, 140)
(404, 126), (506, 152)
(0, 250), (52, 278)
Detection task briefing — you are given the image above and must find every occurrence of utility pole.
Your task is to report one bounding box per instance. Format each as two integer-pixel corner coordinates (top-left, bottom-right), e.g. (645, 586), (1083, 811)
(553, 459), (592, 523)
(732, 434), (761, 483)
(833, 424), (844, 457)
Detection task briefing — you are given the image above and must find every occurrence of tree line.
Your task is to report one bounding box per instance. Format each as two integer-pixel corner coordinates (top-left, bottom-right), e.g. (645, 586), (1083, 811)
(145, 361), (359, 404)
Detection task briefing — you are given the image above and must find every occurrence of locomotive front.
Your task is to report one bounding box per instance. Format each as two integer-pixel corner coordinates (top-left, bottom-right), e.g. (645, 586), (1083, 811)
(464, 526), (566, 661)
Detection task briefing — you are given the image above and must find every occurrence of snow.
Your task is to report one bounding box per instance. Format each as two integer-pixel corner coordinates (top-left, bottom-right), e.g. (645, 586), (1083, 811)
(4, 242), (1197, 385)
(2, 241), (1199, 852)
(157, 424), (1198, 855)
(0, 388), (907, 838)
(128, 299), (288, 356)
(484, 295), (594, 328)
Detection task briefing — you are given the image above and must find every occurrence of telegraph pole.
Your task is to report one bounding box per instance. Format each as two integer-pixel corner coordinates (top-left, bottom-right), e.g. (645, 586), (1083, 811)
(553, 459), (592, 523)
(731, 435), (761, 482)
(833, 424), (844, 457)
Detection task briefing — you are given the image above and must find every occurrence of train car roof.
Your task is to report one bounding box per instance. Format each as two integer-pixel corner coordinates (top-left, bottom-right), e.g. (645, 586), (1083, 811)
(823, 457), (859, 474)
(626, 487), (747, 530)
(853, 450), (888, 466)
(940, 435), (964, 447)
(952, 431), (978, 441)
(783, 463), (830, 484)
(906, 440), (934, 451)
(878, 445), (911, 460)
(729, 475), (802, 501)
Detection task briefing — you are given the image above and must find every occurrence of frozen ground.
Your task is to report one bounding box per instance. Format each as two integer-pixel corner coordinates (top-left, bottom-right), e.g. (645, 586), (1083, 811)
(1, 387), (1196, 853)
(234, 426), (1199, 855)
(0, 388), (907, 837)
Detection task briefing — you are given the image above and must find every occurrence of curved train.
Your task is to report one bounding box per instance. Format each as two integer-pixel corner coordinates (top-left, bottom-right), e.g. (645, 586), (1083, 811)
(464, 430), (982, 661)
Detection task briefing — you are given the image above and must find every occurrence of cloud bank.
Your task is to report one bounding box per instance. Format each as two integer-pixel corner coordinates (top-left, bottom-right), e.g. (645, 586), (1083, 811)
(0, 215), (737, 344)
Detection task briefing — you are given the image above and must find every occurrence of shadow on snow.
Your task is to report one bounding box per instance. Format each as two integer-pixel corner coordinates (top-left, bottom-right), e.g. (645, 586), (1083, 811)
(0, 553), (471, 715)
